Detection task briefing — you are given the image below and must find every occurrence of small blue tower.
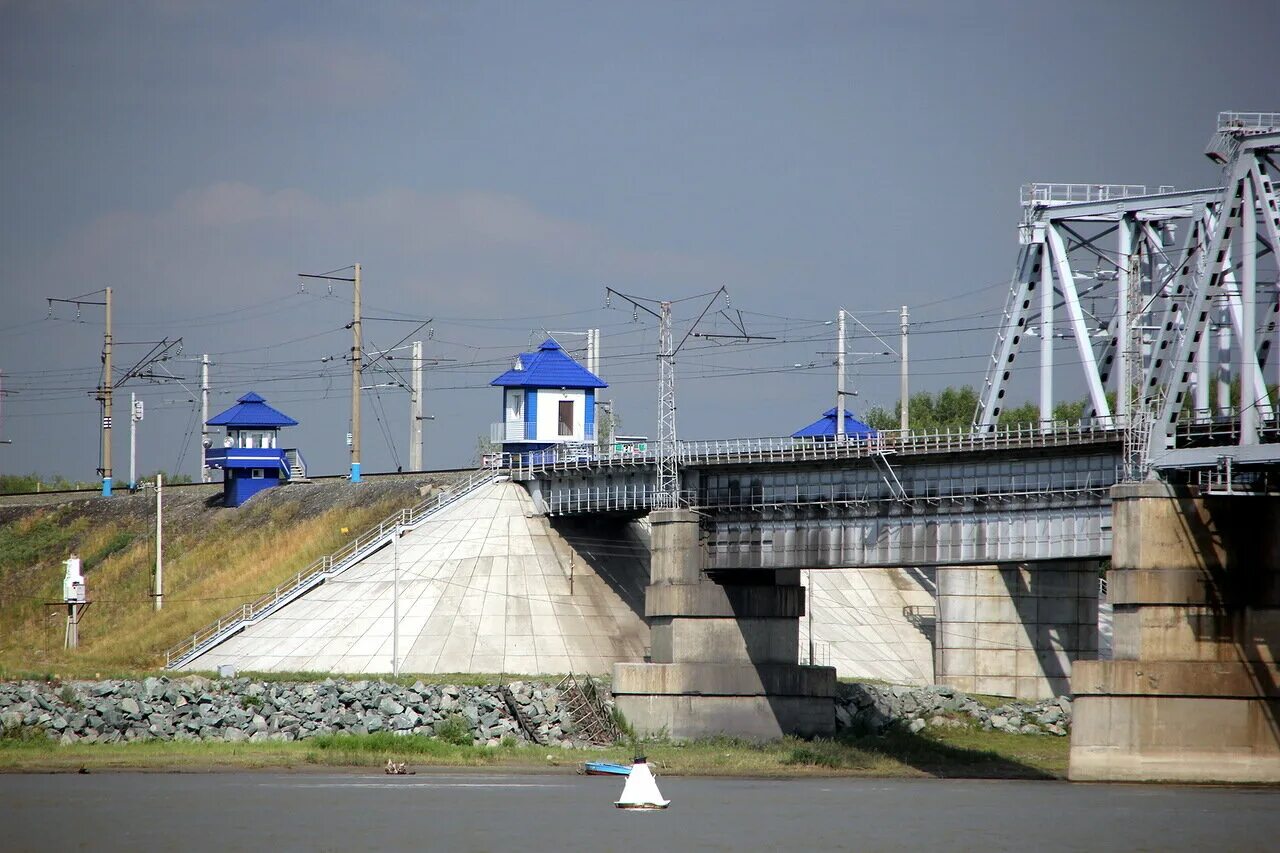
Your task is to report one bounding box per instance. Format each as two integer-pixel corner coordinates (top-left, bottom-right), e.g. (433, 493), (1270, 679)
(204, 392), (306, 507)
(490, 339), (607, 458)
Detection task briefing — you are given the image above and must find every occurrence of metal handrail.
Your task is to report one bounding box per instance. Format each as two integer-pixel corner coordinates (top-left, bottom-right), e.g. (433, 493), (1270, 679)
(163, 468), (503, 669)
(506, 421), (1123, 477)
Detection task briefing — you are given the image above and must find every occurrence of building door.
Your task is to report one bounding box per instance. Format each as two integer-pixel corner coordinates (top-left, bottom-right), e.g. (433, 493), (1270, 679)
(558, 400), (574, 436)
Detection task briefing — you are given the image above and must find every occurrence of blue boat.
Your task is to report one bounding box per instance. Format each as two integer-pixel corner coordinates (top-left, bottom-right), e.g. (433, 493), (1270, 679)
(583, 761), (631, 776)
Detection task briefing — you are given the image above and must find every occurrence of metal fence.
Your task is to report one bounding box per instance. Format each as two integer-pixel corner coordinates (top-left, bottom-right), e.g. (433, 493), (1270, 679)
(507, 421), (1122, 478)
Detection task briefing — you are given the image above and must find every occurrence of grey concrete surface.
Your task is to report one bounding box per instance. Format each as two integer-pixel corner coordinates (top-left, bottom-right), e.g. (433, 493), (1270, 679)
(2, 772), (1277, 852)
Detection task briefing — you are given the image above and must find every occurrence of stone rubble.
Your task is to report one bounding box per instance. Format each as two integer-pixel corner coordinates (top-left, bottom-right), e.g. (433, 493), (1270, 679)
(0, 677), (594, 747)
(835, 682), (1072, 736)
(0, 677), (1071, 745)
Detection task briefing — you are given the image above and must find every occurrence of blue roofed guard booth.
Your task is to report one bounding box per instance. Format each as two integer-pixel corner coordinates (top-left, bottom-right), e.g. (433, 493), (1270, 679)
(490, 339), (607, 459)
(792, 407), (877, 440)
(204, 392), (307, 507)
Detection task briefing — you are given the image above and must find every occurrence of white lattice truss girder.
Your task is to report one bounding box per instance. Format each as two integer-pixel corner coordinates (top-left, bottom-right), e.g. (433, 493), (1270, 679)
(975, 186), (1222, 432)
(976, 119), (1280, 450)
(1147, 125), (1280, 457)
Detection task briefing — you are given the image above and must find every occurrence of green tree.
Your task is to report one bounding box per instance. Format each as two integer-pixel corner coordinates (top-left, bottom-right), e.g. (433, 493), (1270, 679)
(865, 384), (1098, 432)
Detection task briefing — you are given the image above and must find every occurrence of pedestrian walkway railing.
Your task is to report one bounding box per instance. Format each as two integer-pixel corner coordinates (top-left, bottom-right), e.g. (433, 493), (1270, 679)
(504, 422), (1122, 478)
(164, 468), (505, 670)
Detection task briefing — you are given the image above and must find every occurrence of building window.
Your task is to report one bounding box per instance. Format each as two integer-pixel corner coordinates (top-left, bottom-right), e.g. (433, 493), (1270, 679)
(558, 400), (574, 436)
(251, 468), (264, 479)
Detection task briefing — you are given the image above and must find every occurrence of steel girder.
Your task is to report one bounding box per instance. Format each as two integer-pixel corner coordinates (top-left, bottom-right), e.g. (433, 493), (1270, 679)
(1147, 126), (1280, 456)
(976, 187), (1216, 432)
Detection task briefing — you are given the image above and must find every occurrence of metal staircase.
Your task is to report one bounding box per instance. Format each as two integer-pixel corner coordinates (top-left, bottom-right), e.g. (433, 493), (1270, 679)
(164, 468), (506, 669)
(285, 448), (309, 482)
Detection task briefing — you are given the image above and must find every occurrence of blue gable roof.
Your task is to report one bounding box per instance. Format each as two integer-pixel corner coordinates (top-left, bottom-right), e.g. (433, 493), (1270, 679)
(207, 391), (299, 428)
(792, 407), (876, 439)
(490, 338), (607, 389)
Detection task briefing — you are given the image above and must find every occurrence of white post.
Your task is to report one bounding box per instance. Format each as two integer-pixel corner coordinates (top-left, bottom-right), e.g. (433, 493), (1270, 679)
(1241, 177), (1259, 444)
(409, 341), (423, 471)
(1039, 244), (1054, 432)
(201, 354), (211, 482)
(836, 308), (846, 440)
(392, 524), (400, 677)
(129, 392), (137, 490)
(154, 473), (163, 611)
(806, 569), (815, 665)
(899, 305), (909, 431)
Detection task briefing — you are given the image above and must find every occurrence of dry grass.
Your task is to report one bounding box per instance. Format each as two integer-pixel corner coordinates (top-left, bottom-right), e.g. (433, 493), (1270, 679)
(0, 495), (411, 676)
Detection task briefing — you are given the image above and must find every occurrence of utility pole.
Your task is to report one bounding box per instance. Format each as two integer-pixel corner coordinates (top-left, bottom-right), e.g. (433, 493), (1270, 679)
(0, 369), (10, 445)
(47, 288), (112, 494)
(656, 302), (677, 507)
(899, 305), (909, 432)
(605, 287), (755, 509)
(154, 473), (163, 611)
(350, 263), (363, 481)
(392, 521), (400, 677)
(298, 264), (362, 482)
(201, 354), (211, 482)
(103, 288), (113, 495)
(836, 309), (846, 440)
(409, 341), (423, 471)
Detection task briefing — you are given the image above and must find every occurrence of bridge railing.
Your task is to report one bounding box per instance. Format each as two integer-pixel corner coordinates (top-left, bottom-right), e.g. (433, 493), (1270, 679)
(507, 421), (1121, 477)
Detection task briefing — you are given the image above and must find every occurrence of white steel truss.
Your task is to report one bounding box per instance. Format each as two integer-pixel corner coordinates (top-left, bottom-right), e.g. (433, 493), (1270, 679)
(976, 182), (1228, 434)
(1146, 113), (1280, 458)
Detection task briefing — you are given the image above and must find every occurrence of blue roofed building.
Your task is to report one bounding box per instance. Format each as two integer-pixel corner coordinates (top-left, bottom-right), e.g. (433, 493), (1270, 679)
(203, 392), (307, 506)
(792, 407), (877, 440)
(490, 339), (607, 456)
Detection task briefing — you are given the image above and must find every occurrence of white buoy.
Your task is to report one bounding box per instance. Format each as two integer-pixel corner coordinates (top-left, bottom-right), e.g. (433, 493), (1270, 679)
(614, 756), (670, 810)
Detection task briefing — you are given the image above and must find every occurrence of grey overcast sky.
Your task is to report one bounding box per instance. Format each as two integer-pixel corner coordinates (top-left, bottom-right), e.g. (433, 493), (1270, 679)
(2, 0), (1277, 481)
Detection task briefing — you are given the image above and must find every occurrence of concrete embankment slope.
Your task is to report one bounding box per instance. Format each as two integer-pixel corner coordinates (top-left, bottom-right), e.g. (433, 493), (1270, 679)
(183, 481), (650, 674)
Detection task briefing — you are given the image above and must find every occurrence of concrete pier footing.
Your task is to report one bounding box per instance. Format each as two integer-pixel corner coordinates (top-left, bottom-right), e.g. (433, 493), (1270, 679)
(1069, 481), (1280, 782)
(935, 561), (1099, 699)
(612, 509), (836, 740)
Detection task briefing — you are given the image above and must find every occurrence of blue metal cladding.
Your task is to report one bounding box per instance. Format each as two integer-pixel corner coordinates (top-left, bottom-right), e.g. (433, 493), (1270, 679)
(206, 392), (299, 428)
(490, 339), (607, 389)
(525, 389), (538, 440)
(225, 468), (282, 507)
(204, 447), (288, 472)
(791, 408), (877, 439)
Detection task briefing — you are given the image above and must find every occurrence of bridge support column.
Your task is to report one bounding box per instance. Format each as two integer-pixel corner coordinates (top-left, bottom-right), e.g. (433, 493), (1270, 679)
(613, 509), (836, 740)
(936, 561), (1098, 699)
(1070, 482), (1280, 783)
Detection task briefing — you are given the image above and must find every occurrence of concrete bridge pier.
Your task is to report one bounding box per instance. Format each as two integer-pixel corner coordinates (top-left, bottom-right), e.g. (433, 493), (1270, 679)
(1070, 482), (1280, 782)
(612, 509), (837, 740)
(935, 561), (1099, 699)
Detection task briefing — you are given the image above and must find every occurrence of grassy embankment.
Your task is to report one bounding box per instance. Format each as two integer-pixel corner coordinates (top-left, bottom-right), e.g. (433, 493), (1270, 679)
(0, 725), (1067, 778)
(0, 493), (411, 676)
